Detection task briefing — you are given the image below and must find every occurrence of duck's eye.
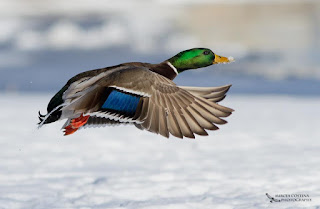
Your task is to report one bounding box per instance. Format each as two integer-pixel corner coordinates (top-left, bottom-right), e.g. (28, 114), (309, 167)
(203, 51), (210, 55)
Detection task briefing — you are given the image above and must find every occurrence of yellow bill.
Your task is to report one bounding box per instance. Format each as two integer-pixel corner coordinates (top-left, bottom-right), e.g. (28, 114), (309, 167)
(213, 54), (235, 64)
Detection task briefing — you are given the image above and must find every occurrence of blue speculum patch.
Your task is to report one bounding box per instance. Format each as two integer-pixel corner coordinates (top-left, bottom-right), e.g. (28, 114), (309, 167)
(101, 89), (140, 116)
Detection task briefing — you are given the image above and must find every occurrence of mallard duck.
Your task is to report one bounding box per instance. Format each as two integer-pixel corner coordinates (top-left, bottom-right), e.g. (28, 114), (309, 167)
(38, 48), (234, 138)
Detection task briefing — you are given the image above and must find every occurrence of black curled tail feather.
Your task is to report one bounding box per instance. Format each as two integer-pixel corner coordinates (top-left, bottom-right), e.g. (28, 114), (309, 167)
(38, 108), (62, 125)
(38, 111), (45, 124)
(38, 85), (69, 125)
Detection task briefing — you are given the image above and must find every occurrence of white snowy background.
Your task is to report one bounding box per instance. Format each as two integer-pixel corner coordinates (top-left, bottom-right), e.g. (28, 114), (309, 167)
(1, 94), (319, 208)
(0, 0), (320, 208)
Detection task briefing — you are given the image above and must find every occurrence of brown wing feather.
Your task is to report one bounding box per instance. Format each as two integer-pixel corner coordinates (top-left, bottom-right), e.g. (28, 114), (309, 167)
(109, 68), (234, 138)
(61, 66), (233, 138)
(179, 85), (231, 101)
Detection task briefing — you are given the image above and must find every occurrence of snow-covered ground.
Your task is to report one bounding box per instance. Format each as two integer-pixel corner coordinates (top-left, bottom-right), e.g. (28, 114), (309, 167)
(0, 93), (319, 208)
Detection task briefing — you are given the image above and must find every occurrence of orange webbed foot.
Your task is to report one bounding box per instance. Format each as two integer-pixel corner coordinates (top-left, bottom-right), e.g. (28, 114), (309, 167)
(70, 114), (90, 128)
(64, 125), (79, 136)
(63, 114), (90, 136)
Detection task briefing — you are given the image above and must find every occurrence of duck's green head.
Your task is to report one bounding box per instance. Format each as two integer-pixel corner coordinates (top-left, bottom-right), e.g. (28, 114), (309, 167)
(167, 48), (234, 73)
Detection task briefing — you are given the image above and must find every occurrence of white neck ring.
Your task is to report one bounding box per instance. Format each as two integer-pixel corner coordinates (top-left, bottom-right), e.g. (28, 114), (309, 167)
(166, 61), (179, 75)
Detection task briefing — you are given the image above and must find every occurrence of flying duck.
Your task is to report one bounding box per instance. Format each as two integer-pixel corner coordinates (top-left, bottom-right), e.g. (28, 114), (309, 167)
(38, 48), (234, 138)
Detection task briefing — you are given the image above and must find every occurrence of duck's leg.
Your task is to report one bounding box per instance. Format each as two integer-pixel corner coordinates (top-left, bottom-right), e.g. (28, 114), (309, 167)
(63, 114), (90, 135)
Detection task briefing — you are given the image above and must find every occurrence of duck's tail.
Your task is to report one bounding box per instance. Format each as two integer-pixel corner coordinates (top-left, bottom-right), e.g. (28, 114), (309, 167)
(38, 85), (70, 127)
(38, 103), (66, 128)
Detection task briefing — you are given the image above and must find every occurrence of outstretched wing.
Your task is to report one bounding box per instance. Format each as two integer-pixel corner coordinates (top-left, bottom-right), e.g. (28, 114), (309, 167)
(57, 67), (233, 138)
(101, 67), (234, 138)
